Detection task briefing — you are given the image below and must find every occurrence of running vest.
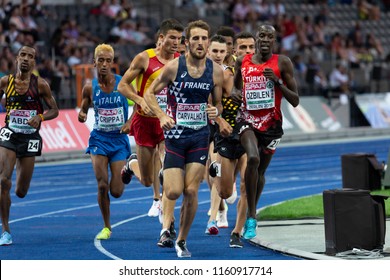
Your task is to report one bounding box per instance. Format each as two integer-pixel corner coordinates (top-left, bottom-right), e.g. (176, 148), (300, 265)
(221, 64), (238, 127)
(136, 49), (180, 116)
(91, 74), (129, 135)
(239, 54), (283, 131)
(165, 55), (214, 139)
(4, 74), (43, 134)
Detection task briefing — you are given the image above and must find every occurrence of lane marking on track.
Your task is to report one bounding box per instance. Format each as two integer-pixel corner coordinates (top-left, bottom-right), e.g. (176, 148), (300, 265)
(94, 200), (213, 260)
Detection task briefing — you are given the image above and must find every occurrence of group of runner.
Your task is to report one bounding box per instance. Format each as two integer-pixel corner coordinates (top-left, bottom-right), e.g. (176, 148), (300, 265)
(0, 18), (299, 259)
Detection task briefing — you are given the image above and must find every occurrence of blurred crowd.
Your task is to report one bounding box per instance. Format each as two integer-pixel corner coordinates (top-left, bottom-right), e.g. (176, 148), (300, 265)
(1, 0), (390, 112)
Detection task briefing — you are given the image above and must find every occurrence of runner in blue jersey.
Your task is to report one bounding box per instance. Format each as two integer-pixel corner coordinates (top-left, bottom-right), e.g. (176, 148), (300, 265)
(144, 20), (231, 258)
(78, 44), (133, 240)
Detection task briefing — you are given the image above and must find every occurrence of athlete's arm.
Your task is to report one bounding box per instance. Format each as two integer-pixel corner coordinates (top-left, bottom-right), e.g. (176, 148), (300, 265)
(279, 55), (299, 107)
(207, 61), (223, 120)
(144, 59), (178, 130)
(38, 77), (59, 120)
(231, 56), (244, 106)
(0, 75), (8, 93)
(118, 51), (148, 106)
(78, 80), (92, 123)
(222, 67), (234, 98)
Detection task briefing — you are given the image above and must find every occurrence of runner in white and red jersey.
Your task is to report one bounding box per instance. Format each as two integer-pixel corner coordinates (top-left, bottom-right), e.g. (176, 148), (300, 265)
(233, 24), (299, 240)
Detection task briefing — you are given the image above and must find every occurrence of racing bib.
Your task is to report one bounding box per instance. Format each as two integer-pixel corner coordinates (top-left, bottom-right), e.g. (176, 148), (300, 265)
(0, 127), (13, 141)
(155, 87), (168, 113)
(8, 109), (37, 134)
(176, 102), (207, 130)
(244, 80), (275, 110)
(97, 107), (125, 132)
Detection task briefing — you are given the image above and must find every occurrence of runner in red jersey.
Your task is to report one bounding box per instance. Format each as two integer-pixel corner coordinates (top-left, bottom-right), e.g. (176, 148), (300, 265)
(233, 25), (299, 240)
(118, 19), (184, 221)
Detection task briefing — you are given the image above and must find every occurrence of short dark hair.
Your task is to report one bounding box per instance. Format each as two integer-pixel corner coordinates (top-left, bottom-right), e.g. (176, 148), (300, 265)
(159, 18), (184, 36)
(216, 26), (235, 39)
(210, 34), (226, 44)
(234, 31), (255, 45)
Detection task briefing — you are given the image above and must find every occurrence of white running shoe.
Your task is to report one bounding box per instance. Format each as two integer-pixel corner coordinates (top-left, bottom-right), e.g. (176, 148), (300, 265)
(148, 200), (161, 217)
(175, 240), (191, 258)
(217, 209), (228, 228)
(226, 182), (238, 204)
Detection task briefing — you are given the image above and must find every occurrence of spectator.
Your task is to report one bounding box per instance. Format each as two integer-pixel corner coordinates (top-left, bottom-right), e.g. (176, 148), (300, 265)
(365, 33), (384, 60)
(67, 47), (82, 68)
(252, 0), (270, 21)
(0, 22), (7, 45)
(231, 0), (255, 30)
(105, 0), (122, 19)
(19, 5), (40, 41)
(4, 22), (19, 45)
(345, 38), (360, 69)
(8, 5), (24, 31)
(0, 59), (9, 78)
(306, 56), (329, 97)
(357, 0), (380, 20)
(329, 63), (351, 94)
(292, 54), (307, 90)
(269, 0), (285, 18)
(280, 14), (297, 54)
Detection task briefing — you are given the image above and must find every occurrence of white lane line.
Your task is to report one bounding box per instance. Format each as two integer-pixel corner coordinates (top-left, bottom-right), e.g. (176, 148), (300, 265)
(3, 196), (153, 225)
(94, 200), (213, 260)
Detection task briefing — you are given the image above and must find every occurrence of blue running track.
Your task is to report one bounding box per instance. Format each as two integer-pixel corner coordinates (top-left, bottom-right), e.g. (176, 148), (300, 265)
(1, 137), (389, 260)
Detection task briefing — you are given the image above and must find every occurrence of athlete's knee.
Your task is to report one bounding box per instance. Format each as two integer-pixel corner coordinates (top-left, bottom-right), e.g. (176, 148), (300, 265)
(0, 177), (12, 192)
(98, 183), (109, 195)
(247, 154), (260, 169)
(140, 177), (153, 187)
(183, 187), (198, 201)
(219, 188), (232, 199)
(110, 189), (123, 198)
(165, 188), (181, 200)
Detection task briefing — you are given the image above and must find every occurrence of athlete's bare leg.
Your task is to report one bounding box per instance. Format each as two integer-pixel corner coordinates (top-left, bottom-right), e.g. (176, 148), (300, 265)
(0, 147), (17, 233)
(231, 154), (247, 235)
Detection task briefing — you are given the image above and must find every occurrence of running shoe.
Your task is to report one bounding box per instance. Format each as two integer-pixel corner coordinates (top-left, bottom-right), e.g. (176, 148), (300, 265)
(205, 220), (219, 235)
(175, 240), (191, 258)
(159, 168), (163, 186)
(229, 232), (243, 248)
(208, 160), (218, 177)
(226, 182), (238, 204)
(217, 209), (228, 228)
(157, 230), (173, 248)
(242, 217), (257, 240)
(96, 227), (111, 240)
(121, 153), (137, 184)
(169, 221), (177, 239)
(0, 231), (12, 246)
(148, 200), (161, 217)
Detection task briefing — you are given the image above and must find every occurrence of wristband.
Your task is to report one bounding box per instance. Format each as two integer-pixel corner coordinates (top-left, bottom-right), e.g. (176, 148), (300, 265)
(39, 114), (44, 121)
(215, 107), (218, 116)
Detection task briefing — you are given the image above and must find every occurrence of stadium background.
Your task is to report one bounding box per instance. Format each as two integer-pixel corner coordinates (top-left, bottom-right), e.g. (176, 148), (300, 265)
(2, 0), (390, 157)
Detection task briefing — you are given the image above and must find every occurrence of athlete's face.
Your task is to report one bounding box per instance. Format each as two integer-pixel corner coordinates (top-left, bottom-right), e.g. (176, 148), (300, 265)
(94, 50), (114, 76)
(161, 30), (182, 54)
(256, 26), (276, 55)
(16, 46), (36, 73)
(221, 36), (234, 57)
(235, 38), (255, 56)
(187, 28), (209, 60)
(207, 41), (227, 65)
